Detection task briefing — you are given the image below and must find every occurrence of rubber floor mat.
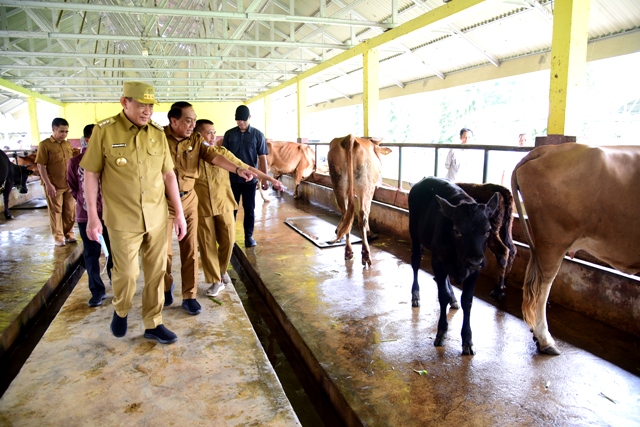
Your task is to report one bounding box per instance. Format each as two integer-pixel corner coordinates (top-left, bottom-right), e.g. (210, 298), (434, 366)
(284, 214), (362, 248)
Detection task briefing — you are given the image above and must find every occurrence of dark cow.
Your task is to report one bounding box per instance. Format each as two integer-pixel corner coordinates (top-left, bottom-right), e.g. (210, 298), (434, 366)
(0, 150), (33, 219)
(409, 177), (499, 355)
(512, 143), (640, 355)
(328, 135), (392, 266)
(266, 141), (315, 199)
(457, 183), (517, 300)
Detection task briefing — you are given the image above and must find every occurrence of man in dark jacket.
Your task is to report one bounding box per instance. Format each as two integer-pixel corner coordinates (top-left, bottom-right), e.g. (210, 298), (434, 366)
(66, 124), (113, 307)
(222, 105), (269, 247)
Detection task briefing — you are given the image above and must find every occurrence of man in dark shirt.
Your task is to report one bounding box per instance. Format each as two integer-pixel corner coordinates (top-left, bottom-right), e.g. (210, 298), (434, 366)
(222, 105), (269, 247)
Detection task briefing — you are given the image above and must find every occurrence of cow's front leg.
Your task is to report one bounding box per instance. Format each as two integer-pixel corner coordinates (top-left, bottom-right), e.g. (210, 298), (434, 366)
(460, 271), (478, 355)
(410, 241), (423, 307)
(432, 261), (450, 347)
(2, 190), (13, 219)
(488, 235), (508, 300)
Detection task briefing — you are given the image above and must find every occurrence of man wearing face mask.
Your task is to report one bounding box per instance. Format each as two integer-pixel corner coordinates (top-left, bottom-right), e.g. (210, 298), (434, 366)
(163, 102), (258, 316)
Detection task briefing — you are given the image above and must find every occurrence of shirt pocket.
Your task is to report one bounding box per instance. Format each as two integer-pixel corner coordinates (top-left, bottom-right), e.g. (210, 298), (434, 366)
(146, 143), (164, 171)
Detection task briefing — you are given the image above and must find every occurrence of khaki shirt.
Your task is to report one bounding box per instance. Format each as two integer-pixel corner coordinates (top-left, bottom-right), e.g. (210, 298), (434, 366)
(35, 136), (74, 189)
(80, 111), (174, 233)
(194, 146), (249, 217)
(164, 127), (220, 193)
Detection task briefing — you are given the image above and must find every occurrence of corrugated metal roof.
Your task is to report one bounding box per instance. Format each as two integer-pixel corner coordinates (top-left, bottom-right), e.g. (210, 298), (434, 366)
(0, 0), (638, 113)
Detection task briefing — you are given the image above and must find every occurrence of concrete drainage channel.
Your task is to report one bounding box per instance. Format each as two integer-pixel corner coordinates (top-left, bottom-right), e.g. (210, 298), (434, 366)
(230, 255), (344, 427)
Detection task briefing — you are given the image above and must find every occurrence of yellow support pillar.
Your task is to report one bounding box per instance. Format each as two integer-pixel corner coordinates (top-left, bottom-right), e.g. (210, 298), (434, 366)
(296, 79), (308, 142)
(363, 49), (380, 138)
(264, 95), (273, 140)
(544, 0), (590, 144)
(27, 97), (40, 146)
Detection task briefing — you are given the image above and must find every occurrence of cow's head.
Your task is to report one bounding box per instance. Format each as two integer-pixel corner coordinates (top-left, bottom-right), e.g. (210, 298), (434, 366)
(437, 192), (499, 284)
(15, 166), (33, 193)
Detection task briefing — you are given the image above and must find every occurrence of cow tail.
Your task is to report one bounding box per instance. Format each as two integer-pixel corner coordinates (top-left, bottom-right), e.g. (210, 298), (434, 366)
(511, 154), (541, 328)
(335, 135), (356, 240)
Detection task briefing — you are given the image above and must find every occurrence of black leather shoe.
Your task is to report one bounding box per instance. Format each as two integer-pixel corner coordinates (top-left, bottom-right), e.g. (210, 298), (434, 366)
(144, 324), (178, 344)
(245, 237), (257, 247)
(181, 298), (202, 315)
(164, 283), (175, 306)
(110, 311), (127, 338)
(88, 293), (107, 307)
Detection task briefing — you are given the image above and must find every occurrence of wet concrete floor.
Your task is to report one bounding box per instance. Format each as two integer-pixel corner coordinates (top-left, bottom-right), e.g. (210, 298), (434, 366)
(1, 189), (640, 426)
(233, 189), (640, 426)
(0, 205), (300, 426)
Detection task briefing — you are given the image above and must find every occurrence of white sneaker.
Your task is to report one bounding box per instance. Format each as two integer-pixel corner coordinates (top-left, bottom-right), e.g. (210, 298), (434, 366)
(221, 272), (231, 285)
(206, 282), (225, 297)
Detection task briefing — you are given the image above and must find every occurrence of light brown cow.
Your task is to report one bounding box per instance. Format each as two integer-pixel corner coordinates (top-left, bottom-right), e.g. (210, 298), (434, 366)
(512, 143), (640, 355)
(266, 141), (315, 199)
(328, 135), (392, 266)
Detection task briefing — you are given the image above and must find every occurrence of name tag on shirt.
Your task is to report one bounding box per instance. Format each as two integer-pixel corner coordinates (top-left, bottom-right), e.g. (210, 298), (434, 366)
(112, 143), (126, 148)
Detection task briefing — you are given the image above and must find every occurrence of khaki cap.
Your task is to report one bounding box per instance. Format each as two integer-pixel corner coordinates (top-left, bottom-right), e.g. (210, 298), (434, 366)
(123, 81), (158, 104)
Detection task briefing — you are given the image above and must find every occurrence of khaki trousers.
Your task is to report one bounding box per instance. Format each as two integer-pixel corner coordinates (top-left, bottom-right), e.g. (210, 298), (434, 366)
(46, 187), (75, 241)
(165, 190), (199, 299)
(109, 223), (167, 329)
(197, 209), (235, 284)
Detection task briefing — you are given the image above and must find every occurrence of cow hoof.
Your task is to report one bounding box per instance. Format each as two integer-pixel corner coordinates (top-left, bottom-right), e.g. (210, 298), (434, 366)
(462, 344), (476, 356)
(4, 214), (14, 220)
(411, 299), (420, 307)
(489, 289), (506, 300)
(434, 335), (445, 347)
(539, 344), (561, 355)
(345, 253), (354, 261)
(449, 301), (459, 310)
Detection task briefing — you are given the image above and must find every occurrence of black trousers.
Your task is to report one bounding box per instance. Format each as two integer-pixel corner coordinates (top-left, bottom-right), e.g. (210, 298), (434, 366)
(231, 182), (256, 239)
(78, 221), (113, 298)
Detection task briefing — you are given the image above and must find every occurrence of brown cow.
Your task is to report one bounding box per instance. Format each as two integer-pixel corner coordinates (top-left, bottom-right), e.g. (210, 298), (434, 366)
(266, 141), (315, 198)
(328, 135), (392, 266)
(458, 182), (516, 300)
(17, 152), (38, 176)
(512, 143), (640, 355)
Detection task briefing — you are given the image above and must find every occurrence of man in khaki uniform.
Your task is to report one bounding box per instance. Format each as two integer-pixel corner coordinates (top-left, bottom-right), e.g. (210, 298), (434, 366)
(81, 82), (187, 345)
(163, 102), (282, 315)
(36, 118), (76, 246)
(193, 119), (244, 297)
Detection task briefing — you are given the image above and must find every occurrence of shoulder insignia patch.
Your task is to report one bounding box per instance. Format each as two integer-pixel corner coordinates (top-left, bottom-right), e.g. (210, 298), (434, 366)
(97, 118), (115, 128)
(150, 120), (164, 131)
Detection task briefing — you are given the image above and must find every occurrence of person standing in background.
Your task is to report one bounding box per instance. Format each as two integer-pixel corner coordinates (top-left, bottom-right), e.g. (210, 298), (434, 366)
(81, 82), (187, 344)
(36, 118), (76, 246)
(445, 127), (473, 182)
(67, 124), (113, 307)
(222, 105), (270, 248)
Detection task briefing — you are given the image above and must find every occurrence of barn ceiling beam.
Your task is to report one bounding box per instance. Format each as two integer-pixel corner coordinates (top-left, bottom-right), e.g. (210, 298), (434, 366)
(0, 1), (393, 30)
(5, 75), (281, 84)
(0, 50), (320, 65)
(1, 65), (300, 76)
(0, 30), (349, 50)
(0, 77), (62, 105)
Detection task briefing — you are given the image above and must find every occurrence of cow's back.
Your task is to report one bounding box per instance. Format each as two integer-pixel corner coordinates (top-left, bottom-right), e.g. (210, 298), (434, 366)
(267, 141), (315, 176)
(514, 143), (640, 273)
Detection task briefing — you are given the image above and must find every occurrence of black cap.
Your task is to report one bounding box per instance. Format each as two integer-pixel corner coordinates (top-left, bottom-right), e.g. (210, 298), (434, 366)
(235, 105), (250, 121)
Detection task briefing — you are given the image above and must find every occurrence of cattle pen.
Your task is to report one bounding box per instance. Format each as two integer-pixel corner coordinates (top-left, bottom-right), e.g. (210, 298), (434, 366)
(0, 175), (638, 426)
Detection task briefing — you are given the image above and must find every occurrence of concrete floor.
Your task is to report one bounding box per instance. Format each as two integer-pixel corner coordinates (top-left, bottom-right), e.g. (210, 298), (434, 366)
(235, 188), (640, 426)
(0, 204), (300, 426)
(1, 188), (640, 426)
